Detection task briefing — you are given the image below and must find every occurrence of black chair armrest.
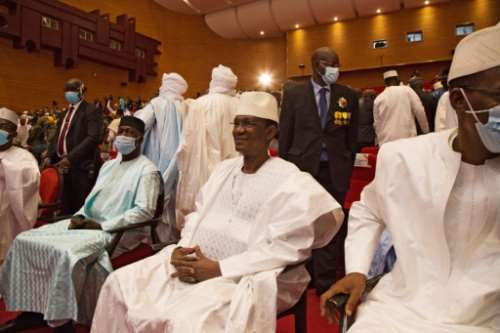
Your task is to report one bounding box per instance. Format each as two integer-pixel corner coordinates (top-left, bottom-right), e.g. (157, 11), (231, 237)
(38, 201), (62, 209)
(327, 274), (385, 333)
(39, 214), (73, 224)
(327, 273), (385, 309)
(107, 218), (161, 234)
(106, 217), (163, 257)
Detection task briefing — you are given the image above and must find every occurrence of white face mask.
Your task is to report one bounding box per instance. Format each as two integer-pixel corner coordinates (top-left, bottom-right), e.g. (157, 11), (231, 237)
(460, 88), (500, 153)
(320, 66), (340, 85)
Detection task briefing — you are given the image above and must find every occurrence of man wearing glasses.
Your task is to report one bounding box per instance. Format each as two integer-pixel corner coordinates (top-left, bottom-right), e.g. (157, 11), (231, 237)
(91, 92), (344, 333)
(320, 22), (500, 333)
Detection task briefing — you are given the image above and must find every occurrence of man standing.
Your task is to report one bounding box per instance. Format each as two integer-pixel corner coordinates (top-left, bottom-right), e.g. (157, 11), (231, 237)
(48, 78), (103, 214)
(91, 92), (344, 333)
(279, 47), (358, 293)
(0, 117), (161, 332)
(0, 108), (39, 263)
(135, 72), (187, 241)
(409, 76), (438, 132)
(320, 23), (500, 333)
(15, 114), (31, 148)
(373, 70), (429, 145)
(357, 89), (377, 151)
(176, 65), (239, 229)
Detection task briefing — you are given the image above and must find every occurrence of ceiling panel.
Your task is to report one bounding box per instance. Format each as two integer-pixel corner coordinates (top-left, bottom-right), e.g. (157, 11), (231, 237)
(189, 0), (256, 13)
(236, 0), (282, 38)
(309, 0), (356, 24)
(153, 0), (198, 15)
(404, 0), (451, 9)
(353, 0), (401, 17)
(158, 0), (458, 39)
(205, 8), (248, 38)
(271, 0), (316, 30)
(189, 0), (229, 13)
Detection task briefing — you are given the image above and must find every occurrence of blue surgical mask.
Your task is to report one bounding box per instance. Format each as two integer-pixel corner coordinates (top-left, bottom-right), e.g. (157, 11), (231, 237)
(321, 66), (340, 85)
(0, 129), (10, 146)
(461, 88), (500, 153)
(114, 135), (137, 155)
(65, 91), (81, 104)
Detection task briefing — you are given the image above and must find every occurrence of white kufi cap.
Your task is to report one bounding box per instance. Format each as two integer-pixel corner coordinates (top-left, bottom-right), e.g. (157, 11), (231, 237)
(449, 22), (500, 82)
(0, 107), (19, 125)
(383, 70), (399, 80)
(235, 91), (278, 123)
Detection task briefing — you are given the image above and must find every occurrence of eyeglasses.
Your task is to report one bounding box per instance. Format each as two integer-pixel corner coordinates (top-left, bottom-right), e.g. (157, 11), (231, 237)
(461, 86), (500, 100)
(230, 120), (261, 129)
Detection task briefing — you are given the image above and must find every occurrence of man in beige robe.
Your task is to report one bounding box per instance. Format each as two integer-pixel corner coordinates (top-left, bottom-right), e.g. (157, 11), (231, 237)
(0, 107), (39, 264)
(175, 65), (239, 229)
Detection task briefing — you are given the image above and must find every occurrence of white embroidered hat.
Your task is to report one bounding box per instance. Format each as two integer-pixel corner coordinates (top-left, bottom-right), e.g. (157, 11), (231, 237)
(0, 107), (19, 125)
(383, 70), (399, 80)
(448, 22), (500, 82)
(235, 91), (278, 123)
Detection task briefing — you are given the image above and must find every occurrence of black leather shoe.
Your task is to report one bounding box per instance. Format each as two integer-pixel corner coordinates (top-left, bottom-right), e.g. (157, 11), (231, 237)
(0, 312), (45, 332)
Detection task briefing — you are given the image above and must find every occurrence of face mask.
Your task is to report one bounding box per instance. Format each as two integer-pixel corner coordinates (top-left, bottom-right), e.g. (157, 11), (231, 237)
(460, 88), (500, 153)
(65, 91), (81, 104)
(114, 135), (137, 155)
(321, 66), (340, 85)
(0, 129), (10, 146)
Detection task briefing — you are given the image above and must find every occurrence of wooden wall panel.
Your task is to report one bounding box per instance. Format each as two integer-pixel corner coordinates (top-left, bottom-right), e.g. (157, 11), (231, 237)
(0, 0), (286, 111)
(287, 0), (500, 87)
(1, 0), (498, 111)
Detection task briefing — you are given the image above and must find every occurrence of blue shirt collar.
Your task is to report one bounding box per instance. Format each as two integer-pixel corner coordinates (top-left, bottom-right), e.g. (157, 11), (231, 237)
(310, 78), (330, 95)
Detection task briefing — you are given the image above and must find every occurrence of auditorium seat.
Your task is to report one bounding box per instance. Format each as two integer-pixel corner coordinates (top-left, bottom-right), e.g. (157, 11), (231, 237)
(344, 147), (378, 210)
(36, 167), (64, 227)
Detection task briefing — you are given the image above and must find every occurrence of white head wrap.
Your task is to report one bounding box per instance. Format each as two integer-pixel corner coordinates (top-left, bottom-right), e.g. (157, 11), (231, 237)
(209, 65), (238, 95)
(158, 73), (188, 101)
(235, 91), (278, 123)
(0, 107), (19, 125)
(449, 22), (500, 82)
(433, 81), (443, 90)
(383, 70), (399, 80)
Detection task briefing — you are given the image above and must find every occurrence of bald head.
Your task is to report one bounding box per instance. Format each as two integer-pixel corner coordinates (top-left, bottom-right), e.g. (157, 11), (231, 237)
(311, 47), (340, 86)
(65, 78), (84, 92)
(311, 47), (339, 65)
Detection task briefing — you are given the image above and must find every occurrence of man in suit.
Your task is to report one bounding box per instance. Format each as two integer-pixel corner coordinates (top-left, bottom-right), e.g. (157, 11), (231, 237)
(279, 47), (359, 294)
(48, 78), (103, 214)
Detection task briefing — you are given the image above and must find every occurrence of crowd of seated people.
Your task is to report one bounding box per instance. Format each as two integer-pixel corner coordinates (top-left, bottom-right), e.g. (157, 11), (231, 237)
(0, 22), (498, 333)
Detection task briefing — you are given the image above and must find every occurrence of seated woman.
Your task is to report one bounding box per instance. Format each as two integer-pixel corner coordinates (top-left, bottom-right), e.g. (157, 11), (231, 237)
(0, 116), (161, 333)
(91, 92), (345, 333)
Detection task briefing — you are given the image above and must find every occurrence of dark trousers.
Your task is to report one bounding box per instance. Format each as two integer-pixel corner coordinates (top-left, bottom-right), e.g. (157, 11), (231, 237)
(309, 161), (347, 295)
(61, 168), (95, 215)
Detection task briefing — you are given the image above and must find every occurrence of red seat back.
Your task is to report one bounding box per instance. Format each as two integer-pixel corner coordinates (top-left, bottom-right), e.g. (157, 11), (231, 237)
(344, 148), (378, 209)
(39, 167), (62, 204)
(361, 146), (379, 155)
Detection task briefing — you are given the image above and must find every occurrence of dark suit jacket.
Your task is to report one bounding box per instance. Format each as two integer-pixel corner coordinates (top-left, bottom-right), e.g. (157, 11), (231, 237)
(279, 81), (359, 193)
(49, 100), (103, 172)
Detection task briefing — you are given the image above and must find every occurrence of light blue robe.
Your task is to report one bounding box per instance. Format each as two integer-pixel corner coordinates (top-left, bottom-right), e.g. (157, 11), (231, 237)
(135, 96), (182, 240)
(0, 155), (160, 324)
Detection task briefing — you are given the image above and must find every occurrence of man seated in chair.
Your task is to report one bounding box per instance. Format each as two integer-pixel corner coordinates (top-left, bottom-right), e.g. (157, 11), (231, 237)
(0, 116), (161, 333)
(320, 23), (500, 333)
(90, 92), (345, 333)
(0, 108), (39, 264)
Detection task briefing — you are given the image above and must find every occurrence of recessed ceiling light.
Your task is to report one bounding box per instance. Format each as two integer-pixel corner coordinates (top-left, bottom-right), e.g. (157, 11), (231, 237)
(424, 0), (430, 4)
(260, 30), (265, 36)
(376, 8), (382, 14)
(334, 17), (338, 21)
(294, 24), (300, 29)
